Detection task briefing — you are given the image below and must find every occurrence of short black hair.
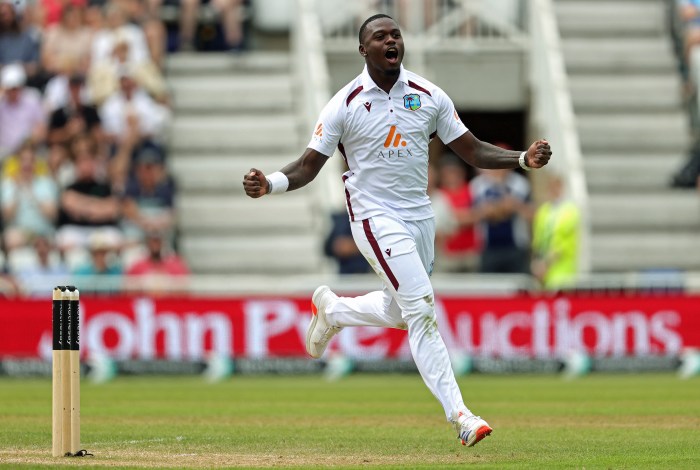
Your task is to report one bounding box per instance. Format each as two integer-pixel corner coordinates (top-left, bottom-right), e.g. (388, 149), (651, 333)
(358, 14), (394, 44)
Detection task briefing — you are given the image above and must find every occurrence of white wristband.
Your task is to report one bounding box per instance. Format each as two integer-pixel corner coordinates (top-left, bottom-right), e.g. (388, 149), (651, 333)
(518, 151), (531, 171)
(265, 171), (289, 195)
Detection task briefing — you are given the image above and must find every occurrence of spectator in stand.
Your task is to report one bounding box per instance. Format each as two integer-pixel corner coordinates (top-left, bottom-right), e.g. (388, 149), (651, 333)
(0, 63), (46, 160)
(679, 0), (700, 63)
(1, 140), (59, 251)
(48, 73), (103, 148)
(0, 1), (41, 85)
(147, 0), (245, 52)
(40, 0), (87, 27)
(100, 67), (170, 148)
(73, 230), (122, 275)
(43, 62), (94, 112)
(435, 154), (481, 273)
(471, 168), (534, 274)
(55, 134), (122, 251)
(91, 2), (149, 67)
(323, 210), (371, 275)
(114, 0), (167, 68)
(426, 163), (458, 262)
(10, 234), (68, 297)
(89, 31), (167, 105)
(531, 173), (580, 290)
(40, 4), (92, 77)
(121, 143), (175, 245)
(46, 143), (76, 189)
(127, 230), (188, 275)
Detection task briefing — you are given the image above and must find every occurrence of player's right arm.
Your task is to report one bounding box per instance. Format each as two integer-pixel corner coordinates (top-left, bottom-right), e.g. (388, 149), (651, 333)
(243, 86), (346, 199)
(242, 148), (331, 198)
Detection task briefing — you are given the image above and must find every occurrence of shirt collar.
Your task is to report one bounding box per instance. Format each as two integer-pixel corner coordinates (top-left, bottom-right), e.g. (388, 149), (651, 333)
(360, 64), (409, 92)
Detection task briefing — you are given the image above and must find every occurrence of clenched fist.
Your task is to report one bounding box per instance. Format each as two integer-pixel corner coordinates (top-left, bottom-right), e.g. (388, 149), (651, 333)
(243, 168), (269, 198)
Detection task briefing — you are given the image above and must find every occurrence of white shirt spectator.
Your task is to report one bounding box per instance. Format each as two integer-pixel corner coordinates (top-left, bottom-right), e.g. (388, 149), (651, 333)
(91, 25), (149, 67)
(100, 82), (170, 141)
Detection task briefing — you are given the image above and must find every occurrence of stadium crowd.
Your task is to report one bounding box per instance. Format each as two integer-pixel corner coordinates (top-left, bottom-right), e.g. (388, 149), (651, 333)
(0, 0), (576, 296)
(0, 0), (201, 297)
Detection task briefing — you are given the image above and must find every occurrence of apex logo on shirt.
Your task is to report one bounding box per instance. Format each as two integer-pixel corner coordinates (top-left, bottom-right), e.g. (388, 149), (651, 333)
(363, 102), (372, 112)
(383, 125), (407, 148)
(378, 126), (413, 159)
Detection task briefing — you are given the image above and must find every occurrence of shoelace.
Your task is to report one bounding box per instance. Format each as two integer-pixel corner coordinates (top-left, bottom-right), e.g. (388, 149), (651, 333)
(318, 326), (341, 344)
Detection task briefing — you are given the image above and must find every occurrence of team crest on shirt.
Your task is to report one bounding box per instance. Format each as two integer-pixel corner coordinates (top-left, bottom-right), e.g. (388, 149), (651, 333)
(403, 94), (421, 111)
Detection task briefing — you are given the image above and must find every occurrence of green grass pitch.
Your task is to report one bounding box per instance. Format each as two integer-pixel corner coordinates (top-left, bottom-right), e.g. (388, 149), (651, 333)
(0, 373), (698, 469)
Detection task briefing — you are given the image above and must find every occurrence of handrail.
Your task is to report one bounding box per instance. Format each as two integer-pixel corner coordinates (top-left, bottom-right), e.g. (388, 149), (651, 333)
(292, 0), (346, 213)
(529, 0), (591, 274)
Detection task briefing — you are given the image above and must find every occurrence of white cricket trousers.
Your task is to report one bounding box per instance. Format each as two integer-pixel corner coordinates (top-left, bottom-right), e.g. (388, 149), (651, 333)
(325, 214), (470, 421)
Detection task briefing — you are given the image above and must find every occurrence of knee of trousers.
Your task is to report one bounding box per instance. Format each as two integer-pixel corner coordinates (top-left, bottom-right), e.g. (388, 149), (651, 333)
(400, 292), (437, 325)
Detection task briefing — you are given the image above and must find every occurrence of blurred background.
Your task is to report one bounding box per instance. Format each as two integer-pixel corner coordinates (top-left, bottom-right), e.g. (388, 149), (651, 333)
(1, 0), (699, 379)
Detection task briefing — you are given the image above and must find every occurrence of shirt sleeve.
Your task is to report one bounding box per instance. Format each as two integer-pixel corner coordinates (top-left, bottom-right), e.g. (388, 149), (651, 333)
(306, 94), (344, 157)
(434, 88), (468, 145)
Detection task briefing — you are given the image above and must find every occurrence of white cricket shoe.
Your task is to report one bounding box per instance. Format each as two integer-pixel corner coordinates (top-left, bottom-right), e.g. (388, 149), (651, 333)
(306, 286), (342, 359)
(452, 411), (492, 447)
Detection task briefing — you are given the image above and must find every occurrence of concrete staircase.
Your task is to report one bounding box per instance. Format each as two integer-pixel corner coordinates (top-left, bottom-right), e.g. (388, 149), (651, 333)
(556, 0), (700, 272)
(165, 52), (327, 275)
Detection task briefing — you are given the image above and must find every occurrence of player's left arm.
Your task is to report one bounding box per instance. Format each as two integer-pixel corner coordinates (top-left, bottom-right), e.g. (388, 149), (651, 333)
(447, 132), (551, 170)
(433, 87), (551, 169)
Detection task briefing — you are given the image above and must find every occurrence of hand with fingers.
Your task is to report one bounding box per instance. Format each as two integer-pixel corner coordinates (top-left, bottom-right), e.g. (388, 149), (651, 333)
(525, 140), (552, 169)
(243, 168), (269, 198)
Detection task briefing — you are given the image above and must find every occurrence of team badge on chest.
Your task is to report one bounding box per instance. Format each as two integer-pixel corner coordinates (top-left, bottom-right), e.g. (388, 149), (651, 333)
(403, 94), (421, 111)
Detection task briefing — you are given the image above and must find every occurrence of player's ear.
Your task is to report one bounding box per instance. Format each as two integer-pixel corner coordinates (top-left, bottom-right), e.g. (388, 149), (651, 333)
(359, 44), (367, 57)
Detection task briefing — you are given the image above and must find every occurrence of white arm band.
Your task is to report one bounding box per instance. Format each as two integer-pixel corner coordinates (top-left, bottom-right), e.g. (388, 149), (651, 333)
(518, 151), (531, 171)
(265, 171), (289, 195)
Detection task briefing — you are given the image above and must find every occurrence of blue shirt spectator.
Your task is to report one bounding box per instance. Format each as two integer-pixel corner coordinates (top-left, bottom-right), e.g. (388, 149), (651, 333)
(0, 2), (40, 82)
(471, 169), (534, 274)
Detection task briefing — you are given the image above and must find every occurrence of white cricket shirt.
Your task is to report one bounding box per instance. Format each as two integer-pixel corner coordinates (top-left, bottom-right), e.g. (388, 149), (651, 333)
(307, 65), (468, 222)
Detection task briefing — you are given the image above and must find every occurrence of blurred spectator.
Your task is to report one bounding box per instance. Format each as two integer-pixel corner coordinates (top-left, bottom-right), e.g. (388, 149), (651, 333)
(435, 155), (481, 273)
(89, 32), (167, 105)
(1, 140), (58, 251)
(73, 231), (122, 275)
(126, 229), (189, 276)
(148, 0), (245, 52)
(55, 134), (122, 250)
(0, 63), (46, 160)
(323, 211), (370, 275)
(10, 234), (69, 297)
(121, 143), (175, 244)
(47, 73), (103, 147)
(0, 1), (41, 84)
(40, 0), (87, 27)
(43, 65), (93, 112)
(99, 68), (170, 147)
(671, 135), (700, 189)
(531, 173), (580, 290)
(427, 163), (457, 259)
(471, 168), (534, 274)
(679, 0), (700, 63)
(46, 143), (76, 188)
(40, 4), (92, 76)
(115, 0), (167, 68)
(91, 2), (149, 67)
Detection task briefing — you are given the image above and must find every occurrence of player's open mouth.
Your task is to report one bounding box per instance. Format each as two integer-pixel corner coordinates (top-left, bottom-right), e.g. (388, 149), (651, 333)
(385, 48), (399, 64)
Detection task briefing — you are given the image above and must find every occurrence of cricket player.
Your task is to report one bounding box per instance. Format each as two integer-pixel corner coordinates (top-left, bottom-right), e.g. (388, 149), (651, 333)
(243, 14), (551, 447)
